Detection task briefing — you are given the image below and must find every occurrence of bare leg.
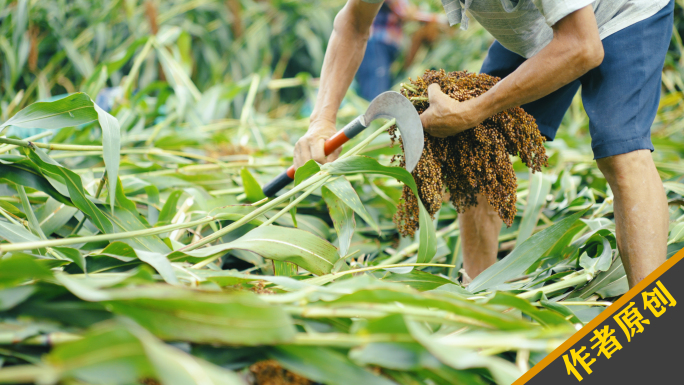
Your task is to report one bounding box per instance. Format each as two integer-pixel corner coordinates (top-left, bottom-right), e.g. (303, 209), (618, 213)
(460, 194), (502, 283)
(596, 150), (669, 288)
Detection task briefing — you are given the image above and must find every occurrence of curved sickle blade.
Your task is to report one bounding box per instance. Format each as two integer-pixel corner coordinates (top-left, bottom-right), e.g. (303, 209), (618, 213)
(363, 91), (424, 173)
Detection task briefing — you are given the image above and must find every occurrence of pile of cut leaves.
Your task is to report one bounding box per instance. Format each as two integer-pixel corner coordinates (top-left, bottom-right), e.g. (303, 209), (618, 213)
(0, 93), (659, 385)
(4, 1), (684, 383)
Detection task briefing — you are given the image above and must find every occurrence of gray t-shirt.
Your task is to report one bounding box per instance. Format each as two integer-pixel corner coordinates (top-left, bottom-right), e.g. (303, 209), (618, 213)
(441, 0), (671, 58)
(362, 0), (671, 58)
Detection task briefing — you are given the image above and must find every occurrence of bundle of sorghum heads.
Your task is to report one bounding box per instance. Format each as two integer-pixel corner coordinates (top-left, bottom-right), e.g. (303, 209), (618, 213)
(391, 69), (548, 237)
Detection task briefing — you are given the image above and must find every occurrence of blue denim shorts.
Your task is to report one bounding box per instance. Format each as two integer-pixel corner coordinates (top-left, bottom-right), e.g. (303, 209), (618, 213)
(356, 39), (399, 101)
(480, 1), (674, 159)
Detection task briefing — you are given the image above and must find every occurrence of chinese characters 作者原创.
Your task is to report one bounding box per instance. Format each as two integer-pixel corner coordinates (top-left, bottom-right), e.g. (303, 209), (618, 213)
(561, 280), (676, 382)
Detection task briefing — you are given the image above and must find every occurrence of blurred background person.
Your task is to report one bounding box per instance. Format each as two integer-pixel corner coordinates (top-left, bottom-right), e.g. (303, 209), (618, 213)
(355, 0), (446, 100)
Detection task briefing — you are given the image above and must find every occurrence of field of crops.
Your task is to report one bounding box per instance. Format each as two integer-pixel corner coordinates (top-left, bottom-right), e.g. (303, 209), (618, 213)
(2, 1), (684, 384)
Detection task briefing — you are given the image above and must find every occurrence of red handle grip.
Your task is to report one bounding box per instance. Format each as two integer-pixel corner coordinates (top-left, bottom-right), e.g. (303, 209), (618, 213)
(324, 130), (350, 156)
(286, 131), (350, 179)
(286, 165), (295, 179)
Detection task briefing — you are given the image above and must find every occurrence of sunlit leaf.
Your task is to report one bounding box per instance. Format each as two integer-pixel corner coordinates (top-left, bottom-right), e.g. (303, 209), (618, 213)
(323, 156), (435, 263)
(94, 103), (121, 213)
(322, 185), (354, 256)
(240, 167), (266, 202)
(469, 209), (589, 293)
(0, 93), (97, 130)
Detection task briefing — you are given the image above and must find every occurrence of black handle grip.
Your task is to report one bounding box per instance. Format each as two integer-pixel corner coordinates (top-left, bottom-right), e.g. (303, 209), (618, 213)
(263, 170), (294, 197)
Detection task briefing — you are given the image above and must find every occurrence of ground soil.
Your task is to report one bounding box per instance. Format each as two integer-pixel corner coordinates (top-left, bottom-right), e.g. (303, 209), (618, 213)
(249, 360), (312, 385)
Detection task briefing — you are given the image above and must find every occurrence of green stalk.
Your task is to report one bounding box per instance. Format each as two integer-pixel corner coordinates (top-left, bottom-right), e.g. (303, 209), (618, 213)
(70, 176), (106, 237)
(0, 206), (23, 226)
(535, 301), (611, 307)
(188, 173), (329, 268)
(517, 349), (531, 373)
(187, 120), (397, 256)
(144, 112), (178, 146)
(0, 332), (82, 346)
(0, 131), (53, 154)
(516, 270), (593, 300)
(121, 37), (154, 99)
(240, 74), (260, 126)
(284, 302), (490, 328)
(292, 332), (554, 351)
(16, 185), (47, 240)
(380, 219), (551, 266)
(290, 333), (414, 347)
(260, 176), (331, 227)
(380, 221), (459, 266)
(0, 137), (102, 151)
(331, 263), (455, 277)
(209, 187), (244, 196)
(410, 96), (428, 102)
(0, 365), (48, 383)
(51, 148), (225, 165)
(448, 233), (463, 278)
(72, 162), (288, 177)
(0, 212), (240, 253)
(400, 82), (418, 93)
(239, 74), (265, 148)
(157, 0), (213, 23)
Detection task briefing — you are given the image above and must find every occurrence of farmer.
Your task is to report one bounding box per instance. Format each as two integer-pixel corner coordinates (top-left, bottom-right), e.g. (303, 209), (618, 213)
(293, 0), (674, 288)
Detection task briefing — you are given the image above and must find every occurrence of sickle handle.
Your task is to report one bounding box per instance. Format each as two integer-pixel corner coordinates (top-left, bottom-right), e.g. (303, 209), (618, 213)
(262, 116), (367, 197)
(323, 130), (350, 156)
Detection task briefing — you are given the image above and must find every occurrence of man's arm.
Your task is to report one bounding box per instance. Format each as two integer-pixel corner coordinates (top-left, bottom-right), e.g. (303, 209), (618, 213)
(420, 5), (604, 137)
(294, 0), (383, 168)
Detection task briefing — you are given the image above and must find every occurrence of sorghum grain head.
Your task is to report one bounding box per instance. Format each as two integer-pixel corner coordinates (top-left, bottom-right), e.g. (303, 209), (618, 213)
(391, 70), (548, 237)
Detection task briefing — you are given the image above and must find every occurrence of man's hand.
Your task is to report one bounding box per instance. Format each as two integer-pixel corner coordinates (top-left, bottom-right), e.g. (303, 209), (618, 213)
(462, 6), (603, 122)
(293, 120), (342, 169)
(420, 84), (482, 138)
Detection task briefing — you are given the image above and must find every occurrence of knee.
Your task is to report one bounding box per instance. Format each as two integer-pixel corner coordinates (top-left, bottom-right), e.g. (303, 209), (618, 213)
(596, 150), (652, 187)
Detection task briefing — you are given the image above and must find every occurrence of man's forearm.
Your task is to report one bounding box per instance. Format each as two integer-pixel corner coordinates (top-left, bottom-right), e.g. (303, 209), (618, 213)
(469, 6), (604, 124)
(310, 2), (381, 126)
(310, 28), (368, 124)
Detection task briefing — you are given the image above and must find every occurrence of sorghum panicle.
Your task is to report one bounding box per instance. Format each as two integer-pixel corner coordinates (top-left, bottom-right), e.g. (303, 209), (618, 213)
(391, 70), (548, 237)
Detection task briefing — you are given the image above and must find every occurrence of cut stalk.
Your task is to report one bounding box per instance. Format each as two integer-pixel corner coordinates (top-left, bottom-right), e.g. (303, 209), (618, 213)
(209, 187), (243, 196)
(121, 36), (154, 98)
(285, 302), (489, 328)
(534, 301), (612, 307)
(188, 119), (397, 257)
(71, 162), (288, 177)
(240, 74), (260, 126)
(0, 137), (102, 151)
(0, 332), (82, 346)
(0, 131), (53, 154)
(0, 212), (240, 252)
(70, 176), (107, 237)
(121, 37), (155, 99)
(0, 206), (24, 226)
(16, 185), (47, 241)
(290, 333), (414, 347)
(186, 172), (329, 257)
(144, 112), (177, 146)
(260, 176), (331, 227)
(330, 263), (455, 277)
(517, 349), (530, 373)
(380, 221), (459, 266)
(401, 82), (418, 93)
(516, 270), (593, 300)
